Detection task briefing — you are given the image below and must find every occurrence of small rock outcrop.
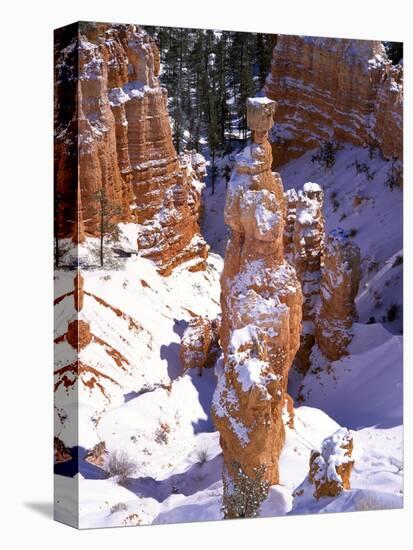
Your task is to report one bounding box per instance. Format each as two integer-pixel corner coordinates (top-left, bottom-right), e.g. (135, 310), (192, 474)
(54, 22), (208, 275)
(212, 98), (302, 517)
(180, 316), (221, 374)
(309, 428), (354, 499)
(315, 228), (361, 361)
(264, 36), (403, 166)
(66, 319), (92, 350)
(84, 441), (107, 466)
(54, 436), (72, 463)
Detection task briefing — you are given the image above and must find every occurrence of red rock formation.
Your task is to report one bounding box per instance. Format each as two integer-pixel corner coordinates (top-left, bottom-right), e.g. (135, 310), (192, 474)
(67, 319), (92, 350)
(212, 98), (302, 516)
(309, 428), (354, 499)
(283, 187), (360, 371)
(292, 183), (325, 373)
(54, 22), (208, 275)
(54, 436), (72, 463)
(180, 316), (221, 375)
(373, 61), (403, 161)
(264, 36), (403, 166)
(84, 441), (107, 466)
(74, 271), (84, 312)
(315, 228), (361, 361)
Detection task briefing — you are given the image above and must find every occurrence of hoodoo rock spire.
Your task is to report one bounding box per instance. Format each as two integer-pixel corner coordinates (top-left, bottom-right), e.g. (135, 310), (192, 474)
(212, 97), (302, 517)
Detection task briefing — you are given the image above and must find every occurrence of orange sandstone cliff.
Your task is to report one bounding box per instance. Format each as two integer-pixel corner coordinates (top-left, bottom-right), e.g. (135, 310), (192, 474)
(54, 22), (208, 275)
(264, 36), (403, 166)
(212, 98), (302, 517)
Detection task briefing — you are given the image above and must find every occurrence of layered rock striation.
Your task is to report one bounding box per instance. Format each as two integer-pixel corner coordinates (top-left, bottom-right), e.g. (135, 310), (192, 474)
(212, 98), (302, 516)
(54, 22), (208, 275)
(264, 36), (403, 166)
(54, 269), (153, 449)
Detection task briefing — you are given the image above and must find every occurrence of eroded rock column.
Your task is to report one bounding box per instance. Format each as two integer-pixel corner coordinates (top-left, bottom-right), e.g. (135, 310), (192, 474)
(54, 23), (208, 275)
(212, 98), (302, 518)
(292, 183), (325, 373)
(315, 228), (361, 360)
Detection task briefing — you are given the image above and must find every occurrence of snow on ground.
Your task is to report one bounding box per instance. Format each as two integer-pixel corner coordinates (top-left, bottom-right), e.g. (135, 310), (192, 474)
(56, 401), (402, 527)
(201, 170), (230, 257)
(279, 144), (403, 334)
(55, 143), (403, 527)
(295, 323), (403, 429)
(54, 235), (223, 450)
(53, 407), (339, 526)
(292, 424), (403, 515)
(204, 144), (403, 332)
(280, 144), (403, 514)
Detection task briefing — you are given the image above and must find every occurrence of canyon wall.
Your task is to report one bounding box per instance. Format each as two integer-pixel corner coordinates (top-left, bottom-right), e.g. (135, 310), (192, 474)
(212, 98), (302, 517)
(54, 22), (208, 275)
(264, 36), (403, 166)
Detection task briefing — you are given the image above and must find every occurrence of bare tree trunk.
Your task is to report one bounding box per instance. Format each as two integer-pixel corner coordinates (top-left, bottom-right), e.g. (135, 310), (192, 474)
(100, 199), (104, 267)
(211, 150), (216, 195)
(54, 192), (60, 268)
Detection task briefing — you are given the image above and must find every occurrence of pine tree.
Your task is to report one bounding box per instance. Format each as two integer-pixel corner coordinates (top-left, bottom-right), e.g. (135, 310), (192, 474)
(205, 40), (220, 194)
(256, 33), (277, 87)
(383, 41), (403, 65)
(143, 26), (277, 159)
(222, 461), (270, 519)
(54, 188), (65, 268)
(91, 189), (122, 267)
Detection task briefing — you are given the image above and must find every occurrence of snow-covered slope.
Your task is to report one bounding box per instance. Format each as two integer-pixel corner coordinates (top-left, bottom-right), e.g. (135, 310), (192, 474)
(295, 323), (402, 429)
(54, 245), (222, 450)
(55, 143), (403, 528)
(204, 144), (403, 335)
(279, 145), (403, 333)
(55, 403), (402, 527)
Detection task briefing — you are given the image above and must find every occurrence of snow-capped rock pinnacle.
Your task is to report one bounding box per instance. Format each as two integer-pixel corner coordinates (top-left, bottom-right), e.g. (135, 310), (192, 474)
(315, 229), (361, 360)
(212, 98), (302, 517)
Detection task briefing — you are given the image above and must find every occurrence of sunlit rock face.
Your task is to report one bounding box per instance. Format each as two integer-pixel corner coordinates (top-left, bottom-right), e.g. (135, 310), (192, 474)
(291, 427), (355, 509)
(180, 316), (221, 374)
(309, 428), (354, 498)
(264, 36), (403, 166)
(212, 98), (302, 516)
(315, 228), (361, 361)
(54, 22), (208, 276)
